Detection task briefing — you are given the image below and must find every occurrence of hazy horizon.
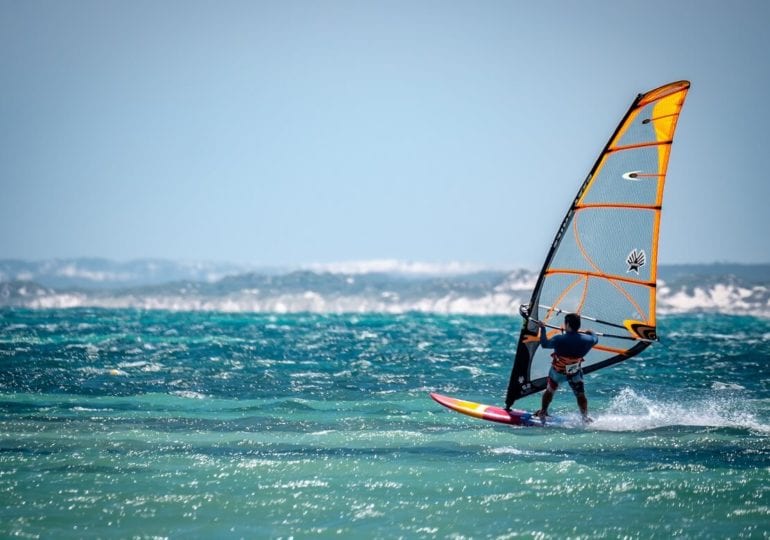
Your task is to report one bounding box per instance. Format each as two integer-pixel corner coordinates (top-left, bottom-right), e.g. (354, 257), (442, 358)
(2, 255), (768, 271)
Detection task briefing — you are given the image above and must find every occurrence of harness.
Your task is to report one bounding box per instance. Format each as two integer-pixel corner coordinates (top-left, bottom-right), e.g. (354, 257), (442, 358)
(551, 353), (583, 376)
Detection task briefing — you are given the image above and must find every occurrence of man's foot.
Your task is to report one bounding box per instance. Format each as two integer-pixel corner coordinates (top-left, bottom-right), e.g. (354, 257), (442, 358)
(581, 415), (594, 424)
(534, 409), (548, 419)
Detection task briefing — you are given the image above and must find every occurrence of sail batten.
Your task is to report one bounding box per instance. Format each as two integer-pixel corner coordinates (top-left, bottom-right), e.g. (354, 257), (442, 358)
(544, 268), (655, 287)
(576, 203), (662, 210)
(607, 140), (673, 153)
(504, 81), (690, 407)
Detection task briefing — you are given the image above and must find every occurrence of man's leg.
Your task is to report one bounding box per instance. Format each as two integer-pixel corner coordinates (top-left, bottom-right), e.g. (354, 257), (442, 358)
(536, 370), (559, 418)
(568, 372), (590, 422)
(537, 388), (554, 418)
(576, 393), (588, 418)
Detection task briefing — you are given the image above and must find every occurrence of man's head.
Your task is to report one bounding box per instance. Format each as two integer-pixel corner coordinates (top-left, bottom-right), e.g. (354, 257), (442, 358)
(564, 313), (581, 332)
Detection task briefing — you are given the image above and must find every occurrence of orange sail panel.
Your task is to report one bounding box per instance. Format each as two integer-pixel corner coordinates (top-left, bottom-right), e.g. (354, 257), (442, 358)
(505, 81), (689, 407)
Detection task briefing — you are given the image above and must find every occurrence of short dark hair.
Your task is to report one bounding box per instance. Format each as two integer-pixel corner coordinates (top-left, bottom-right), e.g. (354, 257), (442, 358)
(564, 313), (581, 331)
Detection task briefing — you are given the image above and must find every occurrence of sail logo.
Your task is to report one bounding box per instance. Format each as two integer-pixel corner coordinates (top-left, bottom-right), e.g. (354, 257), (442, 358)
(626, 249), (646, 273)
(623, 170), (643, 181)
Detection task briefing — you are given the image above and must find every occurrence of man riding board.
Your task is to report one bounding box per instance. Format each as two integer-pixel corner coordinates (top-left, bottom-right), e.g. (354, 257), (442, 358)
(535, 312), (597, 423)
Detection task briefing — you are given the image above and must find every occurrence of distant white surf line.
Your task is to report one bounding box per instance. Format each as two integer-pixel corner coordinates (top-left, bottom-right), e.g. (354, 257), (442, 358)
(26, 292), (528, 315)
(302, 259), (506, 275)
(10, 284), (770, 317)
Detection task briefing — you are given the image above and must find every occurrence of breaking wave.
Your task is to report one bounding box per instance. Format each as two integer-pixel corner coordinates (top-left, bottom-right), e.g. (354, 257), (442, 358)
(591, 387), (770, 433)
(0, 260), (767, 316)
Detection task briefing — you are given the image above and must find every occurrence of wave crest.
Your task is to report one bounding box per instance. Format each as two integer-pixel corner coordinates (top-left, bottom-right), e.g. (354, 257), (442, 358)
(1, 261), (768, 316)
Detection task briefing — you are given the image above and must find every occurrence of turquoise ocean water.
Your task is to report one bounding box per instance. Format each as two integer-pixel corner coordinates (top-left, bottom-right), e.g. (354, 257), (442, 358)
(1, 309), (768, 538)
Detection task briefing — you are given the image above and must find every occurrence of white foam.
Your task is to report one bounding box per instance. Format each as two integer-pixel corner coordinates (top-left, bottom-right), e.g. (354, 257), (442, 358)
(450, 365), (485, 378)
(489, 447), (540, 456)
(9, 286), (768, 316)
(77, 367), (127, 376)
(590, 387), (769, 433)
(28, 293), (88, 309)
(170, 390), (208, 400)
(55, 264), (135, 283)
(658, 283), (768, 316)
(711, 382), (746, 391)
(303, 259), (495, 275)
(3, 262), (768, 316)
(118, 360), (149, 369)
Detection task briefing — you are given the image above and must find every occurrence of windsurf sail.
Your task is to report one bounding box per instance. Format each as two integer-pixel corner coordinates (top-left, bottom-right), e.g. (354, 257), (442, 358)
(505, 81), (690, 408)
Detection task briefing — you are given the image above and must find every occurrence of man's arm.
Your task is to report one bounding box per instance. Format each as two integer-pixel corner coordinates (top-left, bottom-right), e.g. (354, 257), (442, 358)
(538, 322), (555, 349)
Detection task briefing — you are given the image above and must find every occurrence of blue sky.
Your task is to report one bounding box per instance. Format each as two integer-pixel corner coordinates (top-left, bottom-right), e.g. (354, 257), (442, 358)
(2, 0), (769, 268)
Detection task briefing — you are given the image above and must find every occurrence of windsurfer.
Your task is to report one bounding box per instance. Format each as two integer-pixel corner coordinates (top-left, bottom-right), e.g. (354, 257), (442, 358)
(534, 313), (597, 423)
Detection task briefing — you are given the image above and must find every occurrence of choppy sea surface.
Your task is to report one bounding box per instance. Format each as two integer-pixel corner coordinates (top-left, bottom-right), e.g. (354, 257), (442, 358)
(1, 309), (768, 539)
